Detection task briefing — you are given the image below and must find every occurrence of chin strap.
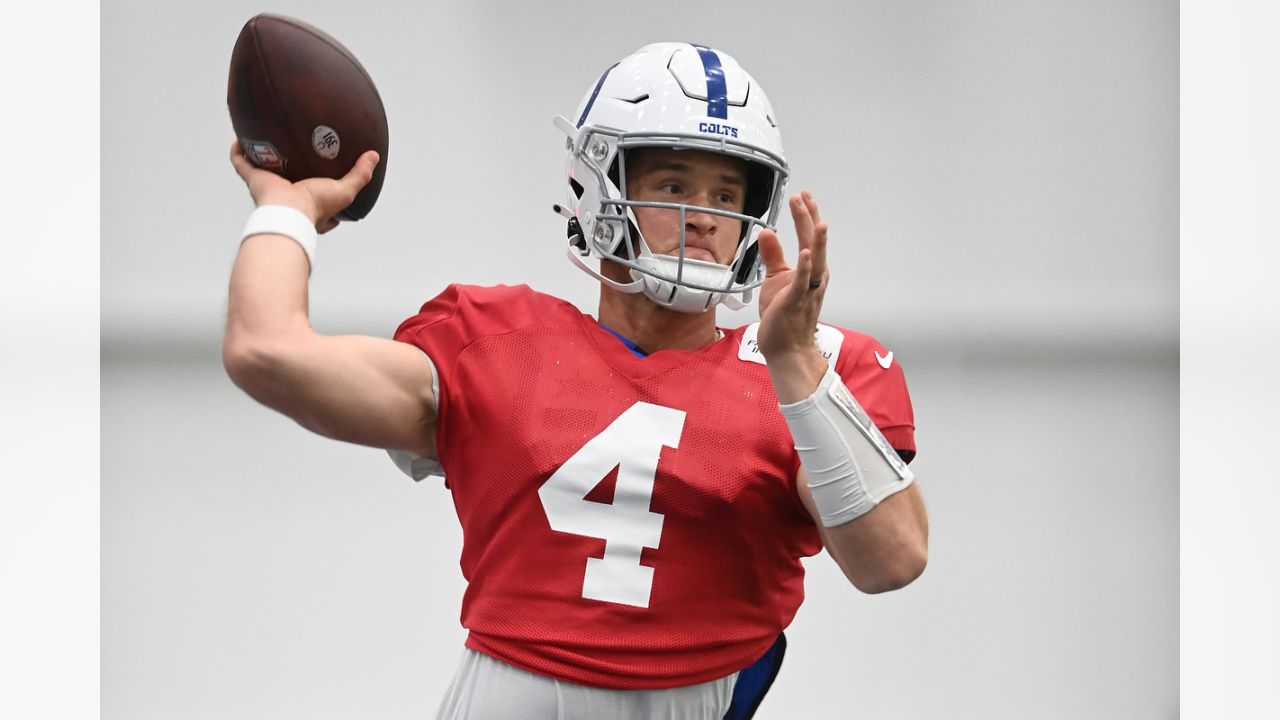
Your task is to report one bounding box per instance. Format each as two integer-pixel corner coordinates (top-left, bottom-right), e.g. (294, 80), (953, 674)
(720, 288), (752, 310)
(557, 202), (645, 295)
(565, 245), (646, 294)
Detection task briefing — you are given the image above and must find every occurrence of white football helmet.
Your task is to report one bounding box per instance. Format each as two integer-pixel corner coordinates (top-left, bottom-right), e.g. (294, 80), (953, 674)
(554, 42), (789, 313)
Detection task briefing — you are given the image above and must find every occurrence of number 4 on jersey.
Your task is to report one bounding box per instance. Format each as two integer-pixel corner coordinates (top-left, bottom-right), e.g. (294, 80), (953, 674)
(537, 402), (686, 608)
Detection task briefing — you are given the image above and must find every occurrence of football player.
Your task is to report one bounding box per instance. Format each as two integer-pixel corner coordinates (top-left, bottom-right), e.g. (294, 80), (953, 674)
(225, 42), (928, 719)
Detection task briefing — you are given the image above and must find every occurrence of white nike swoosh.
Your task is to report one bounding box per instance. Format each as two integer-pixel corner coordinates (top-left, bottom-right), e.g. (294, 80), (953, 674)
(875, 350), (894, 369)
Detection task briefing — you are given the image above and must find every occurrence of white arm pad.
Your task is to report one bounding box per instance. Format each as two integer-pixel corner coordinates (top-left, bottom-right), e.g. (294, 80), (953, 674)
(778, 367), (914, 527)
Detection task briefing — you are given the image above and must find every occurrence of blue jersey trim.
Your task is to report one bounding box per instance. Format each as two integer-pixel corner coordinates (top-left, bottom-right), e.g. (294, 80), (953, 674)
(598, 323), (648, 358)
(691, 44), (729, 120)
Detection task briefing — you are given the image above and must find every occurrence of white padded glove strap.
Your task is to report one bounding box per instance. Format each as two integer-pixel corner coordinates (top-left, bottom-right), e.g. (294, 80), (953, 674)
(241, 205), (318, 274)
(779, 367), (914, 527)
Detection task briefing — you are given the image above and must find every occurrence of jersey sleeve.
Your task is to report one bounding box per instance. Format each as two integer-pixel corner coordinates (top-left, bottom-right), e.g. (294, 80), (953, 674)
(831, 329), (917, 462)
(389, 284), (551, 479)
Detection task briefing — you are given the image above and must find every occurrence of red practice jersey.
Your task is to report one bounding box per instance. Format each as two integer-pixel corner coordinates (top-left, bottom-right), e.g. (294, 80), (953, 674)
(393, 284), (916, 689)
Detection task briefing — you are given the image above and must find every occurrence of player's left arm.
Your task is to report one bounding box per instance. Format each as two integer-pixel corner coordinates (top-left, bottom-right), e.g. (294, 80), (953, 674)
(756, 191), (929, 594)
(796, 468), (928, 593)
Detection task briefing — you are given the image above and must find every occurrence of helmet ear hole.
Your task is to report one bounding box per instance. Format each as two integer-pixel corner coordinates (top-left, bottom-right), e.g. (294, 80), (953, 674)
(569, 177), (585, 199)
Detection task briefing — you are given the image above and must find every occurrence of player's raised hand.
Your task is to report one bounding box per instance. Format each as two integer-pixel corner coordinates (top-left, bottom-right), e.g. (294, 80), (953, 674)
(755, 190), (829, 361)
(229, 140), (379, 234)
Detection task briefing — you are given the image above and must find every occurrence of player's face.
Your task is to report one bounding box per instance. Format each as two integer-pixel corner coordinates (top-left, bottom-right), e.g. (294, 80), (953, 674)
(625, 148), (748, 265)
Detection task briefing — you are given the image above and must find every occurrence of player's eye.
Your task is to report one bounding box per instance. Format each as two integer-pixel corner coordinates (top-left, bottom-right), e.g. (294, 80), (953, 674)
(658, 182), (682, 195)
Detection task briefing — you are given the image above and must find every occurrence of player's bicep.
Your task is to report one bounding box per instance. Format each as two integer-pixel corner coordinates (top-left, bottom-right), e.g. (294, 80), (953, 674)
(244, 332), (439, 458)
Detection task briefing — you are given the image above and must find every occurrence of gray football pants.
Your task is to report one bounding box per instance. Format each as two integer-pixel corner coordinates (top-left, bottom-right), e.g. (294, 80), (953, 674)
(435, 647), (739, 720)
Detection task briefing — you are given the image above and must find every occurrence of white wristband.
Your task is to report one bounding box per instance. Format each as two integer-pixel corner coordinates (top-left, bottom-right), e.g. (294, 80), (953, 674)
(779, 367), (914, 527)
(241, 204), (318, 274)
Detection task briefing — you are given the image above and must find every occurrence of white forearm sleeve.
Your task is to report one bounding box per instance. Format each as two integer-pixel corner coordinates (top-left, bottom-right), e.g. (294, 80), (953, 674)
(778, 367), (915, 527)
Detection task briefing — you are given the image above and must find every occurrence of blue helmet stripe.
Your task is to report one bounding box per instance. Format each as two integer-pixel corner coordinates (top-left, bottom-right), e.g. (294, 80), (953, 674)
(576, 62), (619, 128)
(691, 44), (728, 119)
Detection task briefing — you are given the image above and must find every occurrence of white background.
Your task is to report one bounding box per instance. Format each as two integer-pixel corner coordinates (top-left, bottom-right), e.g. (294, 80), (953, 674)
(4, 0), (1277, 718)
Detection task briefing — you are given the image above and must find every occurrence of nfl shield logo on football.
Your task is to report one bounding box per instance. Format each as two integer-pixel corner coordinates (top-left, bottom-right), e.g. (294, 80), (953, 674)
(241, 139), (287, 172)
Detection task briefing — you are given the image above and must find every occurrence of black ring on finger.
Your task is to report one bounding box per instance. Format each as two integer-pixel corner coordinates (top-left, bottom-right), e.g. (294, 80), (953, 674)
(807, 280), (822, 290)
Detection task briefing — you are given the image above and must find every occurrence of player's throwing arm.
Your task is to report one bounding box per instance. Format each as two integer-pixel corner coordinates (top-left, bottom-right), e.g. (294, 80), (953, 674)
(222, 15), (438, 461)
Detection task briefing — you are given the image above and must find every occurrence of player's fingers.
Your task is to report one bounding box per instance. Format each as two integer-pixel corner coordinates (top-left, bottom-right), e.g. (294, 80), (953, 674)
(801, 189), (822, 225)
(757, 229), (789, 276)
(317, 217), (340, 234)
(788, 248), (813, 299)
(337, 151), (380, 198)
(229, 140), (255, 181)
(319, 152), (377, 212)
(789, 192), (816, 252)
(809, 221), (828, 283)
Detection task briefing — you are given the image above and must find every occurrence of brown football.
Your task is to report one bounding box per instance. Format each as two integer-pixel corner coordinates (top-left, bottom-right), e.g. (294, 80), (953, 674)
(227, 14), (388, 221)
